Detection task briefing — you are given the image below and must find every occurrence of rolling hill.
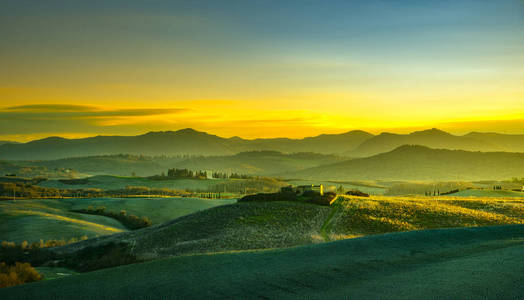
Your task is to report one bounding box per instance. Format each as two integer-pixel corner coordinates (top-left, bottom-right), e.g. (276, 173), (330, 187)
(0, 151), (343, 177)
(0, 197), (236, 243)
(0, 141), (19, 146)
(346, 128), (523, 157)
(0, 129), (373, 160)
(169, 151), (344, 176)
(3, 224), (524, 299)
(8, 155), (184, 177)
(284, 145), (524, 181)
(464, 131), (524, 152)
(33, 195), (523, 270)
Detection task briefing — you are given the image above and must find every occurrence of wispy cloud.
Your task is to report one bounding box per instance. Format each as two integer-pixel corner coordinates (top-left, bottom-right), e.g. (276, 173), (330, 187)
(6, 104), (96, 112)
(1, 104), (188, 119)
(0, 104), (190, 136)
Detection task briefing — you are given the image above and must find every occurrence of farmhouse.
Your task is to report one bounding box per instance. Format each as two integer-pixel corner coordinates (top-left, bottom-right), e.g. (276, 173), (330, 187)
(281, 184), (324, 196)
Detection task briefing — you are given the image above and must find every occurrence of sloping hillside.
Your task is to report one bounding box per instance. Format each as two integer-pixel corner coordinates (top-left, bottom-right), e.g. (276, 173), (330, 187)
(464, 132), (524, 152)
(3, 224), (524, 299)
(284, 145), (524, 181)
(0, 197), (236, 243)
(37, 195), (523, 270)
(0, 129), (373, 160)
(346, 128), (510, 157)
(1, 152), (344, 178)
(172, 151), (344, 176)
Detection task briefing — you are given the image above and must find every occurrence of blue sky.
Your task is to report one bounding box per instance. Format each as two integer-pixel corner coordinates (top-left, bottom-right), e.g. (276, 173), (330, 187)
(0, 0), (523, 140)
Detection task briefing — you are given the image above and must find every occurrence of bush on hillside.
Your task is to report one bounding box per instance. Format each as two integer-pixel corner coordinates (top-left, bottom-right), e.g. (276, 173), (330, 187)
(345, 190), (369, 197)
(0, 262), (42, 288)
(0, 237), (88, 266)
(79, 207), (152, 230)
(62, 242), (138, 272)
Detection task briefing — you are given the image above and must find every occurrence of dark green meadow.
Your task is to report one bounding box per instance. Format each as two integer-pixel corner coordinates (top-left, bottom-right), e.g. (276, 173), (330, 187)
(2, 224), (523, 299)
(0, 197), (235, 243)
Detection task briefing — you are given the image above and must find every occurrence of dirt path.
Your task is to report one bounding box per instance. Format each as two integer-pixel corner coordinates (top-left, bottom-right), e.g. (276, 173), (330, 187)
(319, 196), (342, 241)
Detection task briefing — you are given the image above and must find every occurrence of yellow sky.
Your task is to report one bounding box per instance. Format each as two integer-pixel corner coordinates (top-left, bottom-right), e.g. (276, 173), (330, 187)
(1, 1), (523, 141)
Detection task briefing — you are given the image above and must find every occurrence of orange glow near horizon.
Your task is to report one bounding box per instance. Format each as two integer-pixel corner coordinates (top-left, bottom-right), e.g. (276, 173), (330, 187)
(1, 1), (523, 141)
(1, 99), (523, 142)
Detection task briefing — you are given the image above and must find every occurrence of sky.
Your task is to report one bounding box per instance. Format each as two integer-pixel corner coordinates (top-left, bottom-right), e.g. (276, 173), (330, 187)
(1, 0), (523, 141)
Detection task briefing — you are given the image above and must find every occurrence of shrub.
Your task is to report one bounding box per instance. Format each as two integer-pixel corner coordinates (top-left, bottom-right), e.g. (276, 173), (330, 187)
(0, 262), (42, 288)
(345, 190), (369, 197)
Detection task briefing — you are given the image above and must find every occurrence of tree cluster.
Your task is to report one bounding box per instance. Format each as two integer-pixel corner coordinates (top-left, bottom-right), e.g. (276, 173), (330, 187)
(0, 262), (42, 288)
(78, 206), (152, 230)
(166, 168), (207, 179)
(0, 182), (104, 199)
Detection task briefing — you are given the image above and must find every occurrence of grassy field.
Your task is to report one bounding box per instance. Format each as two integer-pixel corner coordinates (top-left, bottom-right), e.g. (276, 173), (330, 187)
(0, 197), (236, 243)
(327, 195), (524, 239)
(35, 267), (79, 281)
(0, 200), (127, 243)
(450, 189), (524, 198)
(38, 175), (230, 191)
(3, 224), (523, 299)
(41, 194), (524, 271)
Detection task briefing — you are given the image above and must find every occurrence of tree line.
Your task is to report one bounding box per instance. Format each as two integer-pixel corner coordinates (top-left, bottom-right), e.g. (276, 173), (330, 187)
(75, 206), (152, 230)
(150, 168), (253, 180)
(0, 262), (42, 288)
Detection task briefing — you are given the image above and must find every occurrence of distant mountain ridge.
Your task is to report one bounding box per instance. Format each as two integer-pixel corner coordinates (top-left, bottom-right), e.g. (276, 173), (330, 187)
(283, 145), (524, 181)
(0, 128), (523, 160)
(0, 128), (373, 160)
(346, 128), (524, 157)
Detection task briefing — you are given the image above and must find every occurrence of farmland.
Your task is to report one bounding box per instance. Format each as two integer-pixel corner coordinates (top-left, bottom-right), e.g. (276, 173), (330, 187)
(38, 175), (229, 191)
(22, 194), (521, 273)
(2, 224), (523, 299)
(1, 192), (523, 295)
(0, 197), (236, 243)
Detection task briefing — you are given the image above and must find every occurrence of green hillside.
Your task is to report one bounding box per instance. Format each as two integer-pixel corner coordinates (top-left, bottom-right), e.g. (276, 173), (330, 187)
(172, 151), (344, 176)
(3, 224), (524, 299)
(0, 197), (235, 243)
(450, 189), (524, 198)
(0, 200), (127, 243)
(284, 145), (524, 181)
(38, 175), (229, 191)
(40, 195), (523, 270)
(21, 154), (184, 177)
(1, 151), (344, 178)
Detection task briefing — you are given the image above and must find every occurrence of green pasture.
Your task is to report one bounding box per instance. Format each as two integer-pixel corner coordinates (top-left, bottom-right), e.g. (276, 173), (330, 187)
(3, 224), (524, 299)
(0, 197), (236, 243)
(38, 175), (229, 191)
(62, 197), (237, 224)
(450, 189), (524, 198)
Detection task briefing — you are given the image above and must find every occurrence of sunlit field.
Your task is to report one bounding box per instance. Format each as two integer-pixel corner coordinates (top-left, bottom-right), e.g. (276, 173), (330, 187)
(0, 197), (236, 243)
(326, 195), (524, 240)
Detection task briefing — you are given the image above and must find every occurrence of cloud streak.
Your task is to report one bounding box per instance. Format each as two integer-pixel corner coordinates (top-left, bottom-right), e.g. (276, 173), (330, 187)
(1, 104), (188, 119)
(0, 104), (190, 136)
